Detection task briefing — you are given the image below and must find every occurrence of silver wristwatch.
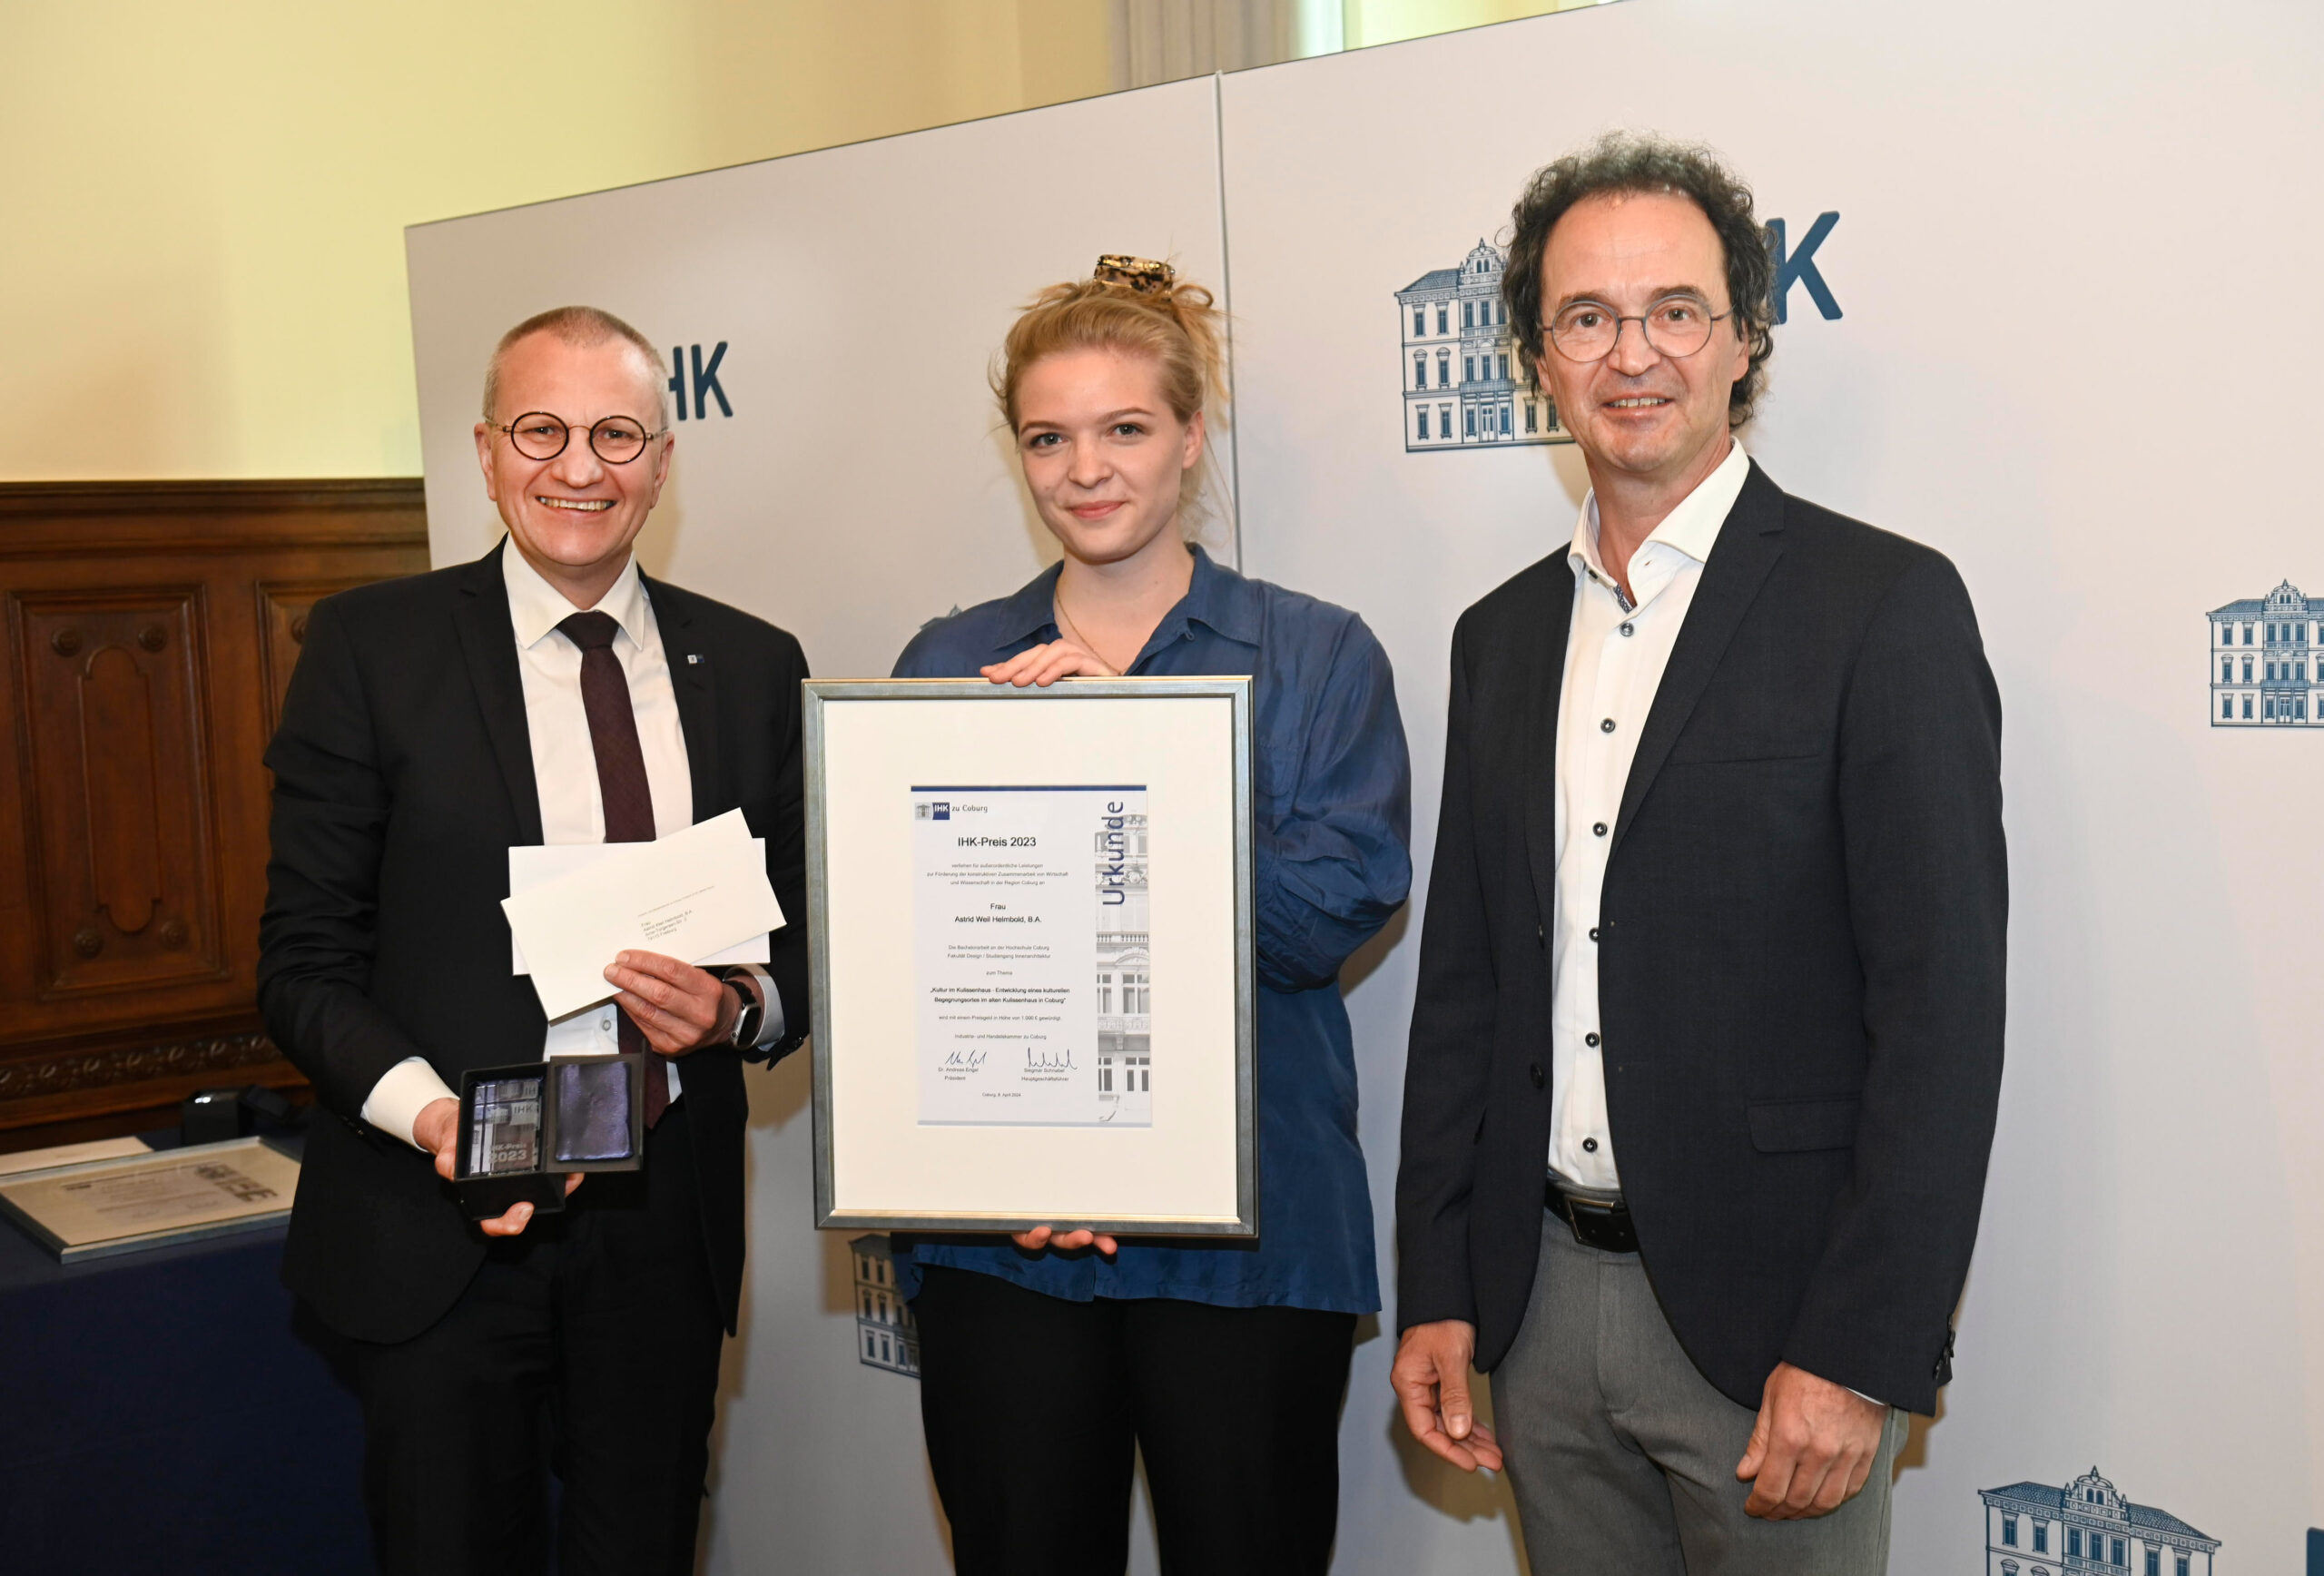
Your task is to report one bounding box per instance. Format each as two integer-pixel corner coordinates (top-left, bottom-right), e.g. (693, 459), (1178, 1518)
(720, 969), (764, 1049)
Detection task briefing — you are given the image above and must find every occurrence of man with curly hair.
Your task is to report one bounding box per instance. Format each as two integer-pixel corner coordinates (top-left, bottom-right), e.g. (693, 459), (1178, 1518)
(1392, 133), (2006, 1573)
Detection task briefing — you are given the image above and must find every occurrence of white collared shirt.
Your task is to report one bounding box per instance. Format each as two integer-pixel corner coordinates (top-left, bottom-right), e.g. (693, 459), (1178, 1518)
(1548, 440), (1751, 1190)
(360, 541), (717, 1145)
(499, 540), (695, 852)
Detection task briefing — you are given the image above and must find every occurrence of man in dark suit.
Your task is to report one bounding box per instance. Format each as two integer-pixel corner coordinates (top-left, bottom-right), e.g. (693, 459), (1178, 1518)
(1390, 134), (2006, 1573)
(260, 306), (808, 1575)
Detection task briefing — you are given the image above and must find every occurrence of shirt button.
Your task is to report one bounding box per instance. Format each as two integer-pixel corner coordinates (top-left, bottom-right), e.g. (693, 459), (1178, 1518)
(1585, 1031), (1600, 1047)
(1592, 822), (1607, 837)
(1582, 1137), (1599, 1153)
(1600, 717), (1616, 733)
(1588, 926), (1600, 941)
(1620, 623), (1634, 637)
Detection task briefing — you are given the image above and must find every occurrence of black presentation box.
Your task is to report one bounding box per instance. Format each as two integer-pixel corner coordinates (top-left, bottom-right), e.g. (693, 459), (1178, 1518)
(451, 1055), (647, 1219)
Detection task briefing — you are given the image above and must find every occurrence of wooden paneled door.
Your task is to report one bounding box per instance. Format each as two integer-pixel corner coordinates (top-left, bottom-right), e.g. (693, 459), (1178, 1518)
(0, 481), (430, 1140)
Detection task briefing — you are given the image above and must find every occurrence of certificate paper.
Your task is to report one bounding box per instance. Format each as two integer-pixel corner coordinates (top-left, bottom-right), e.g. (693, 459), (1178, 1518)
(913, 785), (1150, 1127)
(501, 808), (784, 1019)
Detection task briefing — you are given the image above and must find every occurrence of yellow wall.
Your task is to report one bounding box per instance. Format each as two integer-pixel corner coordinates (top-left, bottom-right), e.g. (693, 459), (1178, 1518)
(0, 1), (1110, 480)
(0, 1), (1599, 480)
(1347, 0), (1603, 49)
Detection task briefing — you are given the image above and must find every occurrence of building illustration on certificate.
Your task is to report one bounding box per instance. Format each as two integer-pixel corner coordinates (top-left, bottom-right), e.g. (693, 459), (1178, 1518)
(849, 1234), (920, 1377)
(1979, 1467), (2220, 1576)
(1094, 809), (1149, 1122)
(913, 786), (1147, 1127)
(2211, 580), (2320, 725)
(1396, 239), (1571, 452)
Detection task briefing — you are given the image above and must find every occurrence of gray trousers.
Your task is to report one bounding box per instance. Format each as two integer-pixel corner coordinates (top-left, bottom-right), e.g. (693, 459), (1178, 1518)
(1492, 1216), (1905, 1576)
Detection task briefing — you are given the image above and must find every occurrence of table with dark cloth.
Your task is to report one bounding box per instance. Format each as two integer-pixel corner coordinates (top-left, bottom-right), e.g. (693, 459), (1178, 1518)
(0, 1132), (370, 1576)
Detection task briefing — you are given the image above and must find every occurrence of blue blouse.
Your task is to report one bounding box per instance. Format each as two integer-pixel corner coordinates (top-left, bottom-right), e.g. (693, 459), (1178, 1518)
(891, 547), (1412, 1315)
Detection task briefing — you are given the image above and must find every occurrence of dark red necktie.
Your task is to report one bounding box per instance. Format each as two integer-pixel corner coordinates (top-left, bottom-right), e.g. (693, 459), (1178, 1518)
(558, 611), (669, 1128)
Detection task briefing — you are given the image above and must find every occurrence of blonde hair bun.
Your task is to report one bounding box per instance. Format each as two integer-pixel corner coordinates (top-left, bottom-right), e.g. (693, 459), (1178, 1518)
(992, 257), (1226, 434)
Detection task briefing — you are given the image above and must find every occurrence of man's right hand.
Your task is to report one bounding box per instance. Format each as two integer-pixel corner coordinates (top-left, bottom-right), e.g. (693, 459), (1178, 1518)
(412, 1096), (581, 1238)
(1392, 1319), (1503, 1472)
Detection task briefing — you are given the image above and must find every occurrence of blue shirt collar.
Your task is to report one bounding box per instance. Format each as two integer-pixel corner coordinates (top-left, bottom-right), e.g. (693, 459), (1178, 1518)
(995, 560), (1067, 648)
(994, 545), (1262, 660)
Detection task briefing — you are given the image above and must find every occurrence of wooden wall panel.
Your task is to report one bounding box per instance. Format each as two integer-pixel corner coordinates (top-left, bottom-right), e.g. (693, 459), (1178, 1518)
(14, 586), (226, 997)
(0, 481), (429, 1135)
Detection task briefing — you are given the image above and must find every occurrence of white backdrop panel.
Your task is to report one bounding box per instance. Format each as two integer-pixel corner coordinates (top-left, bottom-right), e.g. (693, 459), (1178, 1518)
(1223, 2), (2321, 1571)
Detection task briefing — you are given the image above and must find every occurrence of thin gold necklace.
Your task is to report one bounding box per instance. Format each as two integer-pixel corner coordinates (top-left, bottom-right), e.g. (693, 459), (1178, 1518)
(1053, 589), (1129, 675)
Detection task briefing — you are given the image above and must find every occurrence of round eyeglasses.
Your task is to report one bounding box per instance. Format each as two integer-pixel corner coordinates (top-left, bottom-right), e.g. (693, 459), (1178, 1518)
(1547, 296), (1732, 363)
(497, 411), (664, 465)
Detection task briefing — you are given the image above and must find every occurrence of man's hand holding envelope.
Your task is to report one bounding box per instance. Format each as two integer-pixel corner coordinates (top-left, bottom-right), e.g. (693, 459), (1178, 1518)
(410, 809), (787, 1236)
(502, 808), (786, 1021)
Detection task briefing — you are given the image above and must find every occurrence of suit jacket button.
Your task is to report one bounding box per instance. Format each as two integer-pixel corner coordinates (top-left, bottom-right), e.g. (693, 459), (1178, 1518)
(1536, 922), (1546, 947)
(1529, 1062), (1545, 1089)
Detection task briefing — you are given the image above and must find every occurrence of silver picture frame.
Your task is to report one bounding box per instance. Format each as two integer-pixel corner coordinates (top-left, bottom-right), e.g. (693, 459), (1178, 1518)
(803, 676), (1256, 1236)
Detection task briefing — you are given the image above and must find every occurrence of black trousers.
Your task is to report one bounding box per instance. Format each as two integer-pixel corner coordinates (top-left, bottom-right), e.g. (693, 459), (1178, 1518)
(913, 1265), (1358, 1576)
(349, 1100), (726, 1576)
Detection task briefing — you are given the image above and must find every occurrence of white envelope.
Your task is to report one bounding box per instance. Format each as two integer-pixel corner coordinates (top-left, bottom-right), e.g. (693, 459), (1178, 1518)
(500, 808), (785, 1019)
(511, 840), (771, 973)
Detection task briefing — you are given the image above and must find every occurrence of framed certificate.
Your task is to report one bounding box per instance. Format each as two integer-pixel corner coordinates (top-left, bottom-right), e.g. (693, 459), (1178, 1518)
(0, 1137), (300, 1263)
(804, 677), (1255, 1236)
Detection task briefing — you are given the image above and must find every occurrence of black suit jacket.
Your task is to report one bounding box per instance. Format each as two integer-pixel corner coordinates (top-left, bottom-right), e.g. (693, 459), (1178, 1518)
(1395, 462), (2005, 1414)
(258, 542), (810, 1345)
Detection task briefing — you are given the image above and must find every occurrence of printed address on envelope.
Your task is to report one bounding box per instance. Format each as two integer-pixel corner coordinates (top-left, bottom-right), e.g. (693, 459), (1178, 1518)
(913, 785), (1151, 1127)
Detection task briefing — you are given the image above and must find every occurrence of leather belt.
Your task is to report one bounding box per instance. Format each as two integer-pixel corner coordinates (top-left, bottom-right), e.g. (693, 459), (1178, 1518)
(1545, 1176), (1639, 1255)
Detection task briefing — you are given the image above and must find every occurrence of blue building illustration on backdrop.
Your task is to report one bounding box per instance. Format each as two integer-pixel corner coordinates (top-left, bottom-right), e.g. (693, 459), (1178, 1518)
(850, 1234), (919, 1377)
(1980, 1468), (2220, 1575)
(2210, 580), (2319, 725)
(1396, 241), (1571, 452)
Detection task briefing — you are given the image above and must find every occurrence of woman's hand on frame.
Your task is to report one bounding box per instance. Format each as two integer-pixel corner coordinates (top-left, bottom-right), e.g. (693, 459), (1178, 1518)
(1011, 1224), (1120, 1256)
(980, 640), (1117, 688)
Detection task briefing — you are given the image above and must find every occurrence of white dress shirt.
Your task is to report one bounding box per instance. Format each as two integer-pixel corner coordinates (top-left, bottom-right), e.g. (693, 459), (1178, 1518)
(361, 541), (781, 1147)
(1548, 440), (1751, 1191)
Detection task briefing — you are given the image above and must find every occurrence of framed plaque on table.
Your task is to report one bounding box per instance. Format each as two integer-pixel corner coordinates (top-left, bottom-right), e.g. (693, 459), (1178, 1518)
(804, 677), (1255, 1236)
(0, 1137), (300, 1263)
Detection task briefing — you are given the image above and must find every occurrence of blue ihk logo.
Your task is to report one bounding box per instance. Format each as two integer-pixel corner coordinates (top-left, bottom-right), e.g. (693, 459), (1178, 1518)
(665, 341), (732, 422)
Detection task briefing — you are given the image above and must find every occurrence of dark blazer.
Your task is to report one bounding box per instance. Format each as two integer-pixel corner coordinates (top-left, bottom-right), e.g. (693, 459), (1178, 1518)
(258, 541), (809, 1345)
(1395, 462), (2005, 1414)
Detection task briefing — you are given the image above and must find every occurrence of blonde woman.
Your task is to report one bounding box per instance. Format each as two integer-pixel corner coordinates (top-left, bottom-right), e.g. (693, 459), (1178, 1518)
(890, 258), (1412, 1574)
